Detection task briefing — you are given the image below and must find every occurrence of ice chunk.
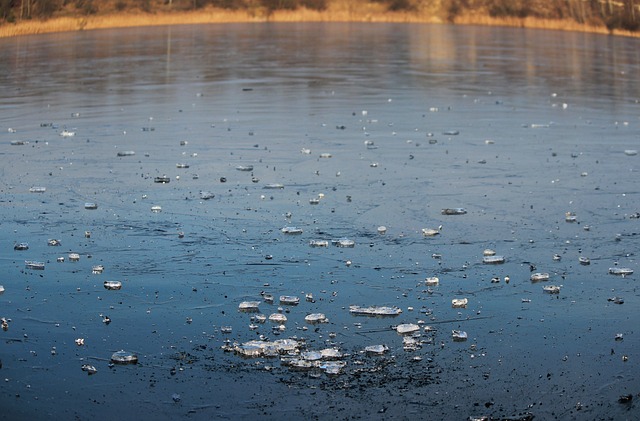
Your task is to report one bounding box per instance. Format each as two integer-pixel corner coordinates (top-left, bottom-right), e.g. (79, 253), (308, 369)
(14, 243), (29, 250)
(81, 364), (97, 375)
(452, 330), (468, 341)
(281, 226), (303, 235)
(238, 301), (261, 311)
(483, 249), (496, 256)
(48, 239), (61, 246)
(151, 205), (162, 213)
(236, 165), (254, 171)
(110, 350), (138, 364)
(84, 203), (98, 210)
(279, 295), (300, 305)
(609, 267), (633, 276)
(176, 163), (190, 168)
(333, 238), (355, 248)
(421, 228), (440, 237)
(451, 298), (468, 308)
(263, 183), (284, 189)
(200, 191), (215, 200)
(578, 256), (590, 265)
(305, 313), (328, 323)
(483, 255), (505, 264)
(25, 261), (45, 270)
(624, 149), (638, 156)
(530, 273), (550, 282)
(117, 151), (135, 157)
(103, 281), (122, 290)
(319, 361), (346, 375)
(396, 323), (420, 334)
(543, 285), (561, 294)
(92, 265), (104, 274)
(0, 285), (4, 295)
(349, 305), (402, 316)
(268, 313), (287, 323)
(154, 175), (170, 183)
(425, 277), (439, 286)
(364, 344), (389, 355)
(441, 208), (467, 215)
(68, 253), (80, 262)
(377, 226), (387, 234)
(29, 187), (46, 193)
(309, 240), (329, 247)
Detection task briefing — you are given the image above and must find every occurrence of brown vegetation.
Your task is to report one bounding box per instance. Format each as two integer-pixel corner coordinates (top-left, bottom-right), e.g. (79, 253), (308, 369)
(0, 0), (639, 38)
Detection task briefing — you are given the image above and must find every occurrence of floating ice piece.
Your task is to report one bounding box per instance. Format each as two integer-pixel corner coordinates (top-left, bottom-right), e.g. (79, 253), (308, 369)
(309, 240), (329, 247)
(234, 338), (301, 357)
(349, 305), (402, 316)
(263, 183), (284, 189)
(236, 165), (253, 171)
(483, 255), (505, 264)
(319, 348), (342, 359)
(553, 254), (562, 261)
(75, 338), (85, 346)
(452, 330), (468, 341)
(565, 212), (577, 222)
(29, 186), (46, 193)
(396, 323), (420, 334)
(200, 191), (215, 200)
(443, 130), (460, 136)
(309, 198), (320, 205)
(60, 129), (75, 137)
(254, 314), (267, 323)
(301, 148), (311, 154)
(154, 175), (170, 183)
(364, 344), (389, 355)
(69, 253), (80, 262)
(14, 243), (29, 250)
(151, 205), (162, 213)
(305, 313), (328, 323)
(609, 267), (633, 276)
(624, 149), (638, 156)
(0, 285), (4, 295)
(262, 293), (274, 303)
(483, 249), (496, 256)
(84, 203), (98, 210)
(608, 297), (624, 304)
(103, 281), (122, 290)
(333, 238), (355, 248)
(268, 313), (287, 323)
(377, 226), (387, 234)
(48, 239), (61, 246)
(111, 350), (138, 364)
(578, 256), (590, 265)
(319, 361), (346, 375)
(543, 285), (561, 294)
(441, 208), (467, 215)
(92, 265), (104, 274)
(281, 226), (303, 235)
(421, 228), (440, 237)
(425, 277), (439, 286)
(319, 153), (332, 158)
(279, 295), (300, 305)
(615, 333), (624, 341)
(176, 163), (189, 168)
(10, 140), (28, 145)
(451, 298), (468, 308)
(403, 336), (420, 351)
(25, 261), (45, 270)
(238, 301), (261, 311)
(81, 364), (97, 375)
(220, 326), (232, 334)
(530, 273), (550, 282)
(117, 151), (135, 157)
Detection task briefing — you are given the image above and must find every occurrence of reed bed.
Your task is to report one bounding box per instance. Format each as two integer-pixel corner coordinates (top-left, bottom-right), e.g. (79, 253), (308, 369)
(0, 6), (636, 38)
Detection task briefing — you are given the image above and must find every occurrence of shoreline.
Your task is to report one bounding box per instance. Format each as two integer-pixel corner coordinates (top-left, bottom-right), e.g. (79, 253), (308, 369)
(0, 7), (637, 39)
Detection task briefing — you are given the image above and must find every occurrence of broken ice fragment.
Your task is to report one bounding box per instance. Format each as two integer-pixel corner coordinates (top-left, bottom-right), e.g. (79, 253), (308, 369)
(609, 267), (633, 276)
(421, 228), (440, 237)
(578, 256), (590, 265)
(151, 205), (162, 213)
(483, 255), (505, 264)
(69, 253), (80, 262)
(110, 350), (138, 364)
(116, 150), (135, 157)
(349, 305), (402, 316)
(309, 240), (329, 247)
(29, 186), (46, 193)
(304, 313), (328, 323)
(364, 344), (389, 355)
(452, 330), (468, 341)
(84, 203), (98, 210)
(425, 277), (439, 286)
(103, 281), (122, 290)
(565, 212), (577, 222)
(279, 295), (300, 305)
(319, 361), (346, 375)
(441, 208), (467, 215)
(48, 239), (61, 246)
(81, 364), (97, 375)
(483, 249), (496, 256)
(154, 175), (170, 183)
(451, 298), (468, 308)
(530, 273), (550, 282)
(333, 238), (355, 248)
(281, 226), (303, 235)
(543, 285), (561, 294)
(396, 323), (420, 335)
(14, 243), (29, 250)
(268, 313), (287, 323)
(238, 301), (260, 311)
(25, 261), (45, 270)
(92, 265), (104, 274)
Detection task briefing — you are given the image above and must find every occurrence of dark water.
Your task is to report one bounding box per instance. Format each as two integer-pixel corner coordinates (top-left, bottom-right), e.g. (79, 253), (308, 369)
(0, 23), (639, 420)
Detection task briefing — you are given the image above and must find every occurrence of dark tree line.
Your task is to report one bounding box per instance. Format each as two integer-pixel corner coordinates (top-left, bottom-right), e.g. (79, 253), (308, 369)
(1, 0), (638, 31)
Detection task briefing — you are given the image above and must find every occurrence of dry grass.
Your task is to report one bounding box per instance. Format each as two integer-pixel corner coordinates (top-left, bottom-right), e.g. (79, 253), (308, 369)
(0, 5), (637, 39)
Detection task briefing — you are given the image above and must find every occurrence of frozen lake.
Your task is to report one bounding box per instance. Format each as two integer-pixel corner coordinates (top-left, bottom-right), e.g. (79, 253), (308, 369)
(1, 22), (639, 420)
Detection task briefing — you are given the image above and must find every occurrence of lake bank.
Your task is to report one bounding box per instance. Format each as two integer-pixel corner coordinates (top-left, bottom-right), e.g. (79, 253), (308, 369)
(0, 6), (637, 39)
